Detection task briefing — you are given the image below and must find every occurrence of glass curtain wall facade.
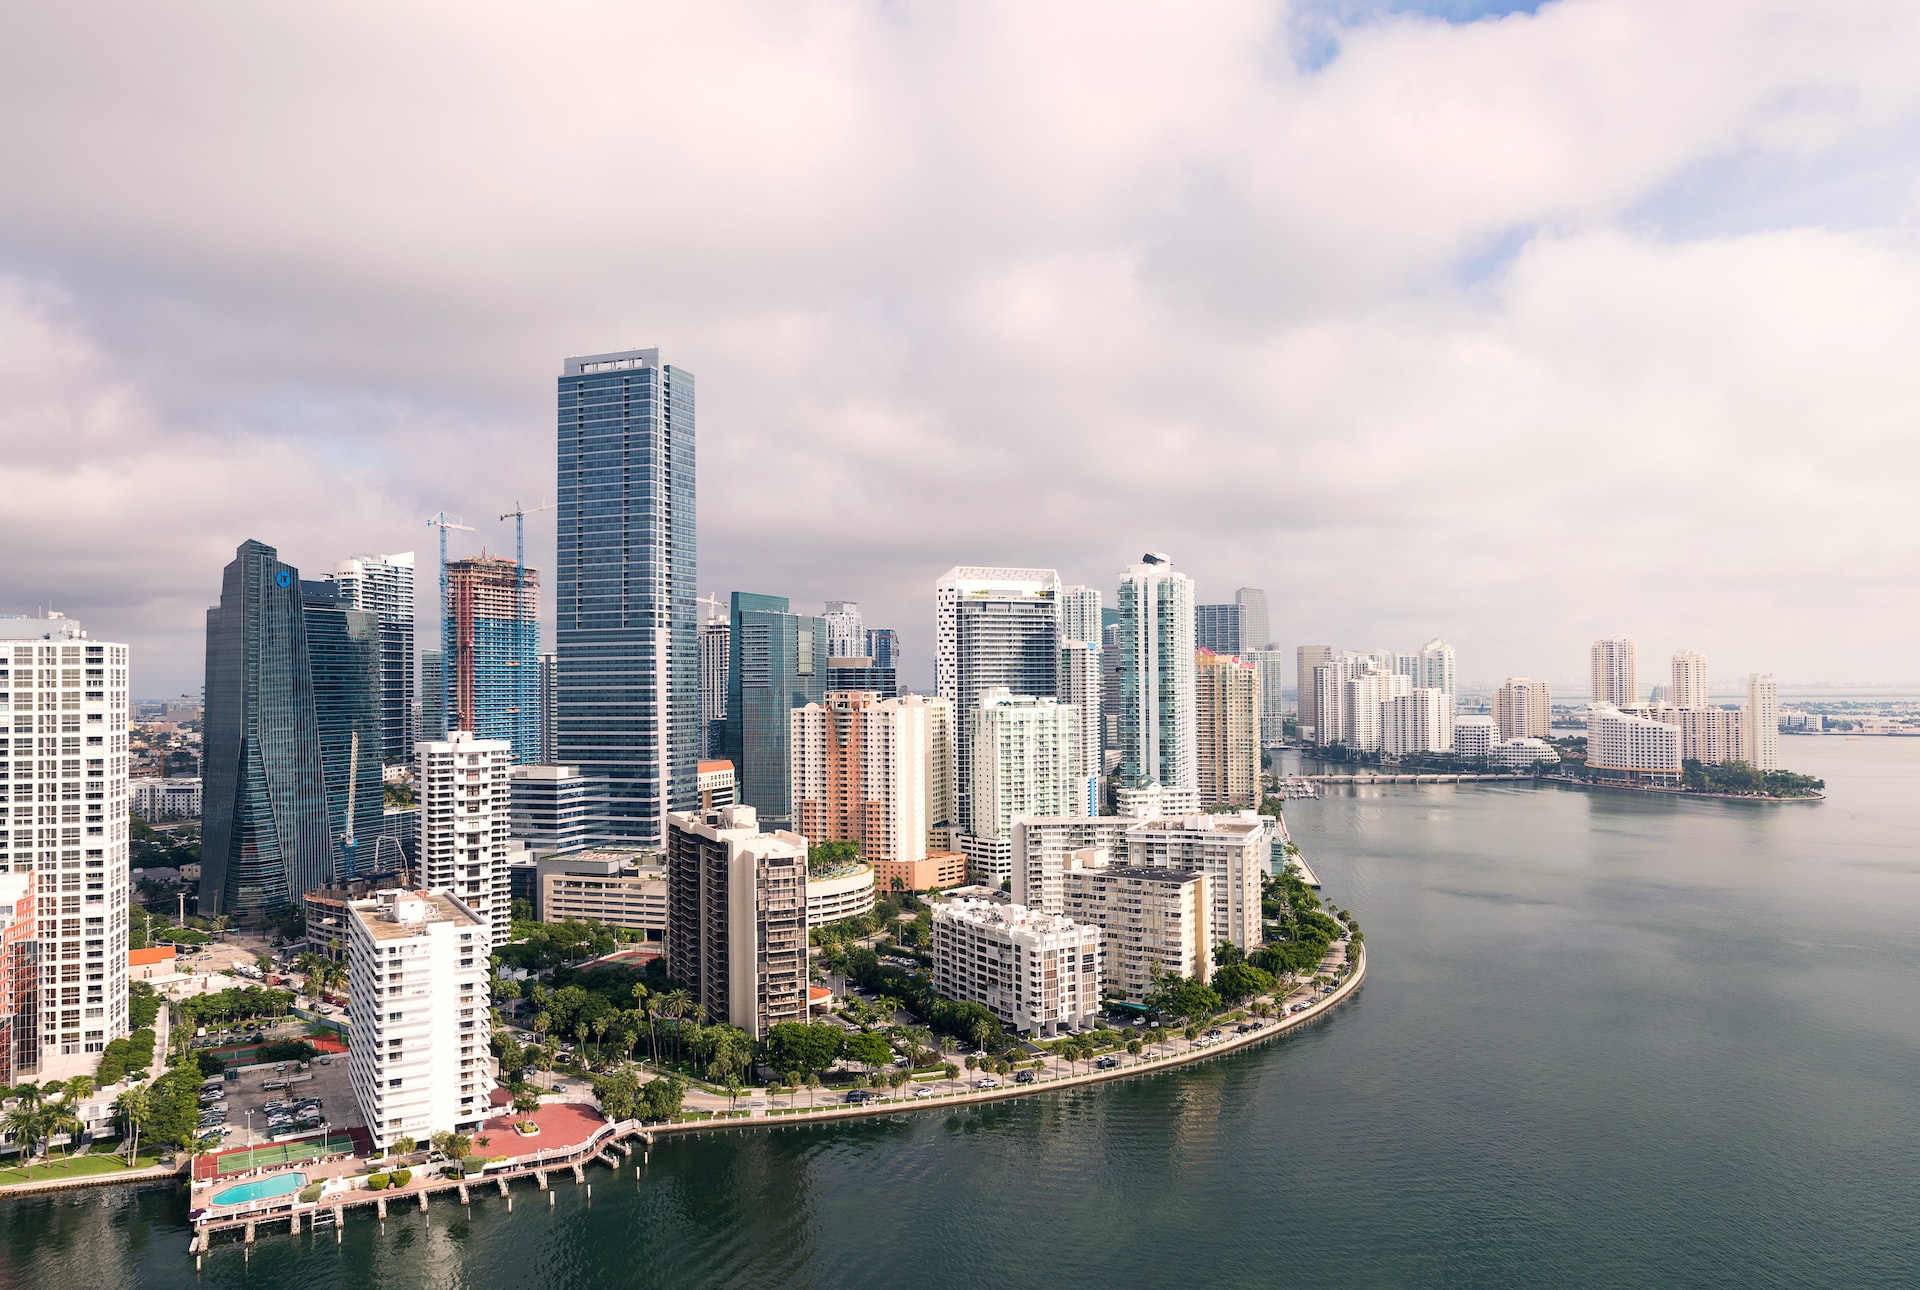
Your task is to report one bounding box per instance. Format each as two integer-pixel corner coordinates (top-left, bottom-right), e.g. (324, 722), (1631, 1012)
(202, 540), (333, 918)
(331, 552), (416, 762)
(1195, 603), (1243, 656)
(420, 649), (445, 741)
(301, 581), (393, 880)
(556, 348), (698, 845)
(934, 568), (1061, 838)
(443, 556), (541, 764)
(723, 593), (826, 828)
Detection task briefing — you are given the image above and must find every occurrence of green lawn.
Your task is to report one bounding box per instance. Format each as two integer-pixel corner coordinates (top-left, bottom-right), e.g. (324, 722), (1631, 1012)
(0, 1153), (164, 1187)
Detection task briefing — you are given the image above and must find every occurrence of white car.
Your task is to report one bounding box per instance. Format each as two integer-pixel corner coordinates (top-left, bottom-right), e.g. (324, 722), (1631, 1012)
(975, 1076), (1001, 1089)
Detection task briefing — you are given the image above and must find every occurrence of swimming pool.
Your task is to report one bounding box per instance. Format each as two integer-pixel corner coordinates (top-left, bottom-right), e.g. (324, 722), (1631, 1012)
(210, 1171), (307, 1206)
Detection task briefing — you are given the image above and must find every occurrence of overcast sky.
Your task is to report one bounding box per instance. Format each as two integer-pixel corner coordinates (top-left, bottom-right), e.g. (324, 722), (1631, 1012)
(3, 0), (1917, 697)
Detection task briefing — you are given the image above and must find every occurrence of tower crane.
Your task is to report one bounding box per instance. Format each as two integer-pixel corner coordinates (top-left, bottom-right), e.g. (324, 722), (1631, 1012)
(426, 511), (474, 738)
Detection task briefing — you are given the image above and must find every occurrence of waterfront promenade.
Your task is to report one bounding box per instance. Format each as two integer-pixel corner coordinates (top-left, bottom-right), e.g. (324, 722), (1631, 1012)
(177, 940), (1365, 1252)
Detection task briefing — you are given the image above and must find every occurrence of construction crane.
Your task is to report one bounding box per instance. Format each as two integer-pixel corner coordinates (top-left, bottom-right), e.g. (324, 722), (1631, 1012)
(698, 592), (726, 625)
(500, 501), (554, 757)
(426, 511), (474, 738)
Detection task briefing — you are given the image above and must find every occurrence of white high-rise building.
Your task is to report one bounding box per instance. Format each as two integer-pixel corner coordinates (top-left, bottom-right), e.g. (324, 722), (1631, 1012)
(1058, 641), (1104, 816)
(931, 897), (1102, 1037)
(1060, 850), (1210, 1005)
(1586, 703), (1682, 783)
(959, 688), (1079, 885)
(1116, 554), (1196, 790)
(935, 566), (1062, 846)
(1415, 638), (1456, 701)
(1341, 669), (1409, 752)
(699, 613), (730, 760)
(1125, 814), (1266, 953)
(1671, 651), (1708, 710)
(1591, 638), (1639, 706)
(346, 888), (492, 1152)
(1385, 688), (1454, 757)
(418, 731), (512, 949)
(1744, 674), (1780, 771)
(1493, 677), (1553, 741)
(0, 616), (130, 1080)
(822, 601), (864, 659)
(1235, 588), (1271, 652)
(1059, 585), (1103, 645)
(1452, 716), (1501, 760)
(1250, 648), (1290, 746)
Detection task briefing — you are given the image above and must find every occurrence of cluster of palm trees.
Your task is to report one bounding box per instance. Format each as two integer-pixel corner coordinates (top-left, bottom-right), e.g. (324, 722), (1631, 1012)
(293, 952), (346, 1005)
(516, 982), (706, 1084)
(3, 1077), (96, 1166)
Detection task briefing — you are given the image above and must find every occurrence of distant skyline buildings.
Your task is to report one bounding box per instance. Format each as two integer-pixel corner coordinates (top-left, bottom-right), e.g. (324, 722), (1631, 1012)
(724, 592), (826, 828)
(554, 347), (698, 846)
(1591, 637), (1639, 706)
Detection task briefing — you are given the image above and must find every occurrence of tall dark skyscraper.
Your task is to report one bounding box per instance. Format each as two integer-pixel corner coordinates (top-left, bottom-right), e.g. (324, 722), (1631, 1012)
(201, 540), (333, 918)
(723, 593), (826, 827)
(329, 551), (417, 762)
(555, 348), (698, 844)
(300, 580), (394, 878)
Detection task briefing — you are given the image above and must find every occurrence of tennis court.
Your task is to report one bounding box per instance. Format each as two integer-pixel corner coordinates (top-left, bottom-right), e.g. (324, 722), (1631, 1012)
(193, 1130), (367, 1181)
(207, 1032), (349, 1065)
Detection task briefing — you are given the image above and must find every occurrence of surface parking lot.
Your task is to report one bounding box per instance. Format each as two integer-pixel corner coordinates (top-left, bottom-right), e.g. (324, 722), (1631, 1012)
(201, 1052), (363, 1148)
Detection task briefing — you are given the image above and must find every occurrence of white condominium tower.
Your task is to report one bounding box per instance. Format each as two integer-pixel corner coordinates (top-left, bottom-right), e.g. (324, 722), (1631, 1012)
(1586, 704), (1682, 783)
(1493, 677), (1553, 741)
(1744, 673), (1780, 771)
(1059, 585), (1103, 645)
(1249, 648), (1289, 747)
(418, 731), (512, 949)
(1384, 689), (1453, 757)
(960, 689), (1079, 884)
(1415, 638), (1456, 701)
(1671, 650), (1708, 710)
(935, 566), (1061, 840)
(1058, 641), (1103, 815)
(0, 615), (130, 1080)
(1117, 554), (1196, 790)
(345, 888), (493, 1152)
(1590, 638), (1639, 706)
(931, 898), (1102, 1038)
(822, 601), (864, 659)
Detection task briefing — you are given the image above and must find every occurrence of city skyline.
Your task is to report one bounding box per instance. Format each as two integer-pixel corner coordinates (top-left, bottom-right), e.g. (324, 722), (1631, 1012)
(3, 3), (1916, 694)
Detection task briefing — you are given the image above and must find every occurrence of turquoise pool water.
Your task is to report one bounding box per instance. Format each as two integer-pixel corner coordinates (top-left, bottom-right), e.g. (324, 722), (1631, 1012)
(210, 1172), (307, 1206)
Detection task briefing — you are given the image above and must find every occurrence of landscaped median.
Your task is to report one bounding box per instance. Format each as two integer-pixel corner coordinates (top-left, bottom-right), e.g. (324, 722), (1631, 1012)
(649, 942), (1367, 1134)
(0, 1153), (178, 1193)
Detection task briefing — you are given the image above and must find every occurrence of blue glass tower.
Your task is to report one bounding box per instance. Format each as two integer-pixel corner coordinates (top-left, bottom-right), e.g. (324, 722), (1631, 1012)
(201, 540), (333, 919)
(301, 580), (394, 879)
(556, 349), (698, 844)
(723, 593), (827, 828)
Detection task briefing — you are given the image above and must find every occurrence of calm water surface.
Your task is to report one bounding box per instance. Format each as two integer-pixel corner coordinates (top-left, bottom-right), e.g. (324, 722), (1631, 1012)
(4, 736), (1916, 1288)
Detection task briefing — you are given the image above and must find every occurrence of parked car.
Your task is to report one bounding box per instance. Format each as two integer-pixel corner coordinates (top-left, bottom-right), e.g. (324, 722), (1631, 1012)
(975, 1076), (1001, 1089)
(913, 1086), (934, 1098)
(1094, 1056), (1120, 1070)
(1014, 1070), (1037, 1085)
(845, 1089), (875, 1104)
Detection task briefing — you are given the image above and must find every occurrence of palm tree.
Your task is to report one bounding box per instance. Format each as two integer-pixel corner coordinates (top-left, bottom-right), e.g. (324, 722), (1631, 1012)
(46, 1102), (83, 1160)
(591, 1015), (610, 1065)
(3, 1093), (45, 1162)
(662, 990), (694, 1066)
(112, 1087), (149, 1165)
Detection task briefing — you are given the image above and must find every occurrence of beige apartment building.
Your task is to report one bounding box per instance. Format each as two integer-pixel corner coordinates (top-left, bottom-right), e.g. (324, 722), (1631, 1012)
(1195, 649), (1260, 808)
(664, 805), (808, 1039)
(1493, 677), (1553, 741)
(1060, 850), (1210, 1005)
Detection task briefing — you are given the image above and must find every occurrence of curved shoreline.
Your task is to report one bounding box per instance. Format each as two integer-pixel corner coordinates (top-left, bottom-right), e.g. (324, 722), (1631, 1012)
(647, 941), (1369, 1137)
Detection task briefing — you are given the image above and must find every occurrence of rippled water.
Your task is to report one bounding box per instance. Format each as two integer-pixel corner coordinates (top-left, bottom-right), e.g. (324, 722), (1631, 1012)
(4, 736), (1916, 1288)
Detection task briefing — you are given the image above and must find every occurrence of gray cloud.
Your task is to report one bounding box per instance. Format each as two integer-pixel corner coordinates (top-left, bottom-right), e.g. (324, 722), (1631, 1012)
(1, 0), (1917, 695)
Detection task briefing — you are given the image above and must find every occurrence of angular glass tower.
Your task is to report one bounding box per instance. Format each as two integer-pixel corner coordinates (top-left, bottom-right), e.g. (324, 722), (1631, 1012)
(301, 580), (393, 879)
(556, 349), (698, 844)
(723, 593), (826, 828)
(202, 540), (333, 918)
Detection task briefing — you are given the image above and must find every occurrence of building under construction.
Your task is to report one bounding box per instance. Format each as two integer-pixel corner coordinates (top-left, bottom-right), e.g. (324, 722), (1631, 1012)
(443, 554), (541, 765)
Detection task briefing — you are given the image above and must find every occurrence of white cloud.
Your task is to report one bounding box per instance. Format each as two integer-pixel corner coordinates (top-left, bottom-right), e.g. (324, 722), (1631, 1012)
(0, 0), (1916, 692)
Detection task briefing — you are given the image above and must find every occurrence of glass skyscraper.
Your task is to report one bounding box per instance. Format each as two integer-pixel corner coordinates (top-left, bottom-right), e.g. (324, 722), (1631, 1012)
(330, 551), (416, 762)
(202, 540), (333, 918)
(443, 555), (541, 765)
(555, 348), (698, 844)
(723, 593), (826, 827)
(300, 580), (393, 878)
(1195, 602), (1244, 656)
